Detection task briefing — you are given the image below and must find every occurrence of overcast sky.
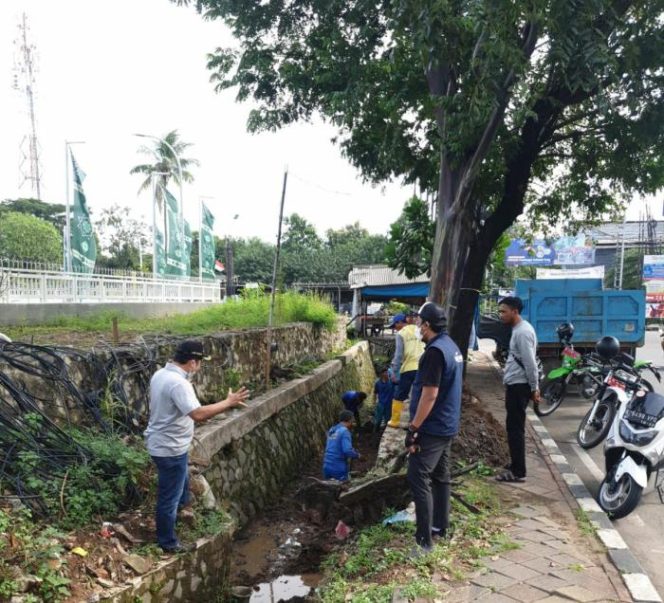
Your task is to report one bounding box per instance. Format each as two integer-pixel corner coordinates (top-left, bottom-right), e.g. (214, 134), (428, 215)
(0, 0), (414, 243)
(1, 1), (660, 248)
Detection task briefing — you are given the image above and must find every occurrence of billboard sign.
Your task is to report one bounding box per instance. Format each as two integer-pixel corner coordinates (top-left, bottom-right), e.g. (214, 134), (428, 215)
(505, 239), (555, 266)
(552, 234), (595, 266)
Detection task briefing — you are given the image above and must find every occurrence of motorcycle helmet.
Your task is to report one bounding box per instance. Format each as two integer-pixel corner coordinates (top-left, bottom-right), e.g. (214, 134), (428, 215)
(595, 335), (620, 361)
(556, 322), (574, 342)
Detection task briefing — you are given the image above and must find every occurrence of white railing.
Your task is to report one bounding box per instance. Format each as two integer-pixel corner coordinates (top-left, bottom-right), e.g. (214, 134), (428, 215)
(0, 268), (222, 304)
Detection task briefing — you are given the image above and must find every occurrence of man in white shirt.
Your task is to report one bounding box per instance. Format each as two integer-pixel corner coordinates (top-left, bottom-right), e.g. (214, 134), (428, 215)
(145, 340), (249, 552)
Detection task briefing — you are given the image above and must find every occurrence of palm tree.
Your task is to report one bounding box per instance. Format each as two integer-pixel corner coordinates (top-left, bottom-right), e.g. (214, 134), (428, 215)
(130, 129), (199, 196)
(131, 131), (199, 272)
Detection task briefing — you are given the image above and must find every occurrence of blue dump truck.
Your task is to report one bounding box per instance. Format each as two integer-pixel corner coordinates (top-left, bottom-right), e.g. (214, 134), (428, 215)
(478, 278), (646, 363)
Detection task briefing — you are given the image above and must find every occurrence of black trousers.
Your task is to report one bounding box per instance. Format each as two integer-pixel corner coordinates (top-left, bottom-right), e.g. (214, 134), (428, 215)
(407, 433), (452, 548)
(505, 383), (531, 478)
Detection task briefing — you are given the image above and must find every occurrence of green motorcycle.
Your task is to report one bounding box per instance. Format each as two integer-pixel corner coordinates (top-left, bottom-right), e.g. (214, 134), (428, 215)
(536, 323), (661, 417)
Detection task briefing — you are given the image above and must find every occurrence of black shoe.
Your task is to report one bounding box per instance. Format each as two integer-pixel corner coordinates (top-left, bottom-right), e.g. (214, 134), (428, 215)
(161, 542), (196, 554)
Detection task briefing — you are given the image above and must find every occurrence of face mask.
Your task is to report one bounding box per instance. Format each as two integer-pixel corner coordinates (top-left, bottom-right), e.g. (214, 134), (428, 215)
(415, 326), (423, 341)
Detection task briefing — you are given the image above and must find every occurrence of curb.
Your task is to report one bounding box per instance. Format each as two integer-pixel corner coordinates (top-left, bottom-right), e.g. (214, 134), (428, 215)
(484, 354), (662, 603)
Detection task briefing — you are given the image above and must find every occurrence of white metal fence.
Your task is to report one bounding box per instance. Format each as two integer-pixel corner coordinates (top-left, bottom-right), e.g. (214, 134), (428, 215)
(0, 268), (222, 304)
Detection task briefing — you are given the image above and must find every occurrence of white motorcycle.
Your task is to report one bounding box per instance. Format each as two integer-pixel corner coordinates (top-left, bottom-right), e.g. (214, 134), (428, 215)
(597, 380), (664, 519)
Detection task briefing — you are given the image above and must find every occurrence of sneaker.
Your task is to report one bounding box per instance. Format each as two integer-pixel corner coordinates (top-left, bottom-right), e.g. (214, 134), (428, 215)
(160, 542), (196, 554)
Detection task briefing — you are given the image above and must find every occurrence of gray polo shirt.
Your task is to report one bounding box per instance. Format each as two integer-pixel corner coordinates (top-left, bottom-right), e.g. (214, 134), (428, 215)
(144, 363), (201, 457)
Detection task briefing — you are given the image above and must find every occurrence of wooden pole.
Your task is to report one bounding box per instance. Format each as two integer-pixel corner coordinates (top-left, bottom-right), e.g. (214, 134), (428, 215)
(265, 168), (288, 389)
(111, 317), (119, 344)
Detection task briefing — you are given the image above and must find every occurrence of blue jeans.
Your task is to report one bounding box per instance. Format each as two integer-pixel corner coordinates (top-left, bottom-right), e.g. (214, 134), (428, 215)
(395, 370), (417, 401)
(152, 453), (190, 549)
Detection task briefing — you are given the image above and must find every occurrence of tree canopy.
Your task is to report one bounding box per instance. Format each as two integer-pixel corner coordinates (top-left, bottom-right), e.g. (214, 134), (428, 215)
(0, 198), (66, 233)
(94, 205), (150, 271)
(0, 212), (63, 264)
(176, 0), (663, 350)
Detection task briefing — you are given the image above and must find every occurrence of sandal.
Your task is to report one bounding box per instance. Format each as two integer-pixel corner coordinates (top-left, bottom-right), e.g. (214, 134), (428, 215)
(495, 470), (526, 483)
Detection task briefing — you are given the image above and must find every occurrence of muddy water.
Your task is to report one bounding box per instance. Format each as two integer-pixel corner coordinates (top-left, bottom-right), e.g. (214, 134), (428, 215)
(230, 429), (380, 601)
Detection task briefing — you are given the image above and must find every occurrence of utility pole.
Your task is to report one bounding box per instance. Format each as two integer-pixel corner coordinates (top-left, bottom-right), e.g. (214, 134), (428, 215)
(265, 168), (289, 389)
(13, 13), (42, 199)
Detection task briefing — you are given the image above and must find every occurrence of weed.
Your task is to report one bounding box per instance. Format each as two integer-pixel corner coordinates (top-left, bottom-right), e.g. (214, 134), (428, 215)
(5, 292), (338, 340)
(13, 429), (150, 530)
(181, 509), (231, 541)
(0, 509), (71, 602)
(574, 508), (595, 537)
(318, 476), (509, 601)
(568, 563), (585, 572)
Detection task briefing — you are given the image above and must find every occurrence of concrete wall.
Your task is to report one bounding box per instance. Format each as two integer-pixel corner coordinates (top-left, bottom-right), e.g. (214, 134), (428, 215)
(100, 341), (375, 603)
(0, 302), (219, 326)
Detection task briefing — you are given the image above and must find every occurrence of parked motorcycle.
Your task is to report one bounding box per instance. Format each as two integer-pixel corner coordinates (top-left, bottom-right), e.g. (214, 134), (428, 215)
(576, 336), (656, 449)
(597, 388), (664, 518)
(536, 323), (605, 417)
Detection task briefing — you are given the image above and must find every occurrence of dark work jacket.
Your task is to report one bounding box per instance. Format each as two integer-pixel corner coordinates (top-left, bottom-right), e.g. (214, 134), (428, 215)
(409, 332), (463, 437)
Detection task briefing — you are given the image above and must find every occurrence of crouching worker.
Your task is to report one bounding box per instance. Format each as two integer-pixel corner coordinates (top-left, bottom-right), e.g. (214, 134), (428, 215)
(323, 410), (361, 481)
(341, 390), (367, 426)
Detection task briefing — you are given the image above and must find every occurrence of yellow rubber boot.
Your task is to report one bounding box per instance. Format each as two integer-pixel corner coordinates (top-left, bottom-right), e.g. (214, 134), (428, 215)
(387, 400), (404, 428)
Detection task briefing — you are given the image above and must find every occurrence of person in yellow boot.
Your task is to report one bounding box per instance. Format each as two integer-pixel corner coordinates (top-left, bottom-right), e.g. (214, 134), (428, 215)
(388, 312), (424, 427)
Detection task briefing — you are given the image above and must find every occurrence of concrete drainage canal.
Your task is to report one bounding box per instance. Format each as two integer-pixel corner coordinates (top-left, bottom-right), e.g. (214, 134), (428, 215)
(228, 427), (410, 602)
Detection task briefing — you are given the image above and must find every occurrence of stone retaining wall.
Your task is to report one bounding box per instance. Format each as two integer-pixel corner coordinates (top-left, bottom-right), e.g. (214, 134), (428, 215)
(0, 320), (347, 425)
(100, 341), (375, 602)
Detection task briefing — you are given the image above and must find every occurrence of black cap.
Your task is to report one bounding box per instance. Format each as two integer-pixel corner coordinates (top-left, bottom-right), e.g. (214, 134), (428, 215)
(174, 340), (211, 362)
(418, 302), (447, 328)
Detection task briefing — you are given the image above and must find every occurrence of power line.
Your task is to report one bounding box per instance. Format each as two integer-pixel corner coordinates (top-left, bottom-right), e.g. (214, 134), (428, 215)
(289, 171), (352, 197)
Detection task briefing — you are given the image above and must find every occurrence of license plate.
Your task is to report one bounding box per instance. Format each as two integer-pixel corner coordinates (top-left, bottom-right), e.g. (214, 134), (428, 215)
(624, 410), (658, 428)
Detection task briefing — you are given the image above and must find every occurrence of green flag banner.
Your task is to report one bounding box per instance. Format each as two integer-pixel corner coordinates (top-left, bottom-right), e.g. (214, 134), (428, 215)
(163, 187), (188, 278)
(200, 201), (216, 280)
(153, 204), (167, 278)
(183, 219), (192, 278)
(69, 152), (97, 273)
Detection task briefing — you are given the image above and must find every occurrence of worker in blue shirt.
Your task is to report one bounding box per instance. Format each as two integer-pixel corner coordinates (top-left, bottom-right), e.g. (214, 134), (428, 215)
(341, 390), (367, 426)
(322, 410), (361, 481)
(373, 367), (395, 432)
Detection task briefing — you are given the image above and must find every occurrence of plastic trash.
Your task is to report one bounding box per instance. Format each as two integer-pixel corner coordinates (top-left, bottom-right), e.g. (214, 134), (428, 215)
(335, 520), (351, 540)
(382, 509), (416, 526)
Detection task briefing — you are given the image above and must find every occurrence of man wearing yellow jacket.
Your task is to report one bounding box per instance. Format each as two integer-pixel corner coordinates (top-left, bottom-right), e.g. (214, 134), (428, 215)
(388, 313), (425, 427)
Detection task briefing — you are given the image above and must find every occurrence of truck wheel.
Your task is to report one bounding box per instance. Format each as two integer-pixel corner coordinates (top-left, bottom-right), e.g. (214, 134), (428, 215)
(576, 400), (616, 449)
(536, 378), (567, 417)
(598, 474), (643, 519)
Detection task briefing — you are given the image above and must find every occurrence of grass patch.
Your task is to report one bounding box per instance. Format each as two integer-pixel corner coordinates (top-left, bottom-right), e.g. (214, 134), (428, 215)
(574, 508), (596, 537)
(4, 291), (338, 340)
(318, 476), (514, 602)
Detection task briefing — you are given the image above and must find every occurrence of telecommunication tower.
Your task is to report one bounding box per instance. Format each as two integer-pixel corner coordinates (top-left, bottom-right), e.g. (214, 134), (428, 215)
(12, 13), (42, 200)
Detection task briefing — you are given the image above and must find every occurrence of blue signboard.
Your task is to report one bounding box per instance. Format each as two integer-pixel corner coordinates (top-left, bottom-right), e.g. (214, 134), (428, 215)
(643, 255), (664, 280)
(505, 239), (555, 266)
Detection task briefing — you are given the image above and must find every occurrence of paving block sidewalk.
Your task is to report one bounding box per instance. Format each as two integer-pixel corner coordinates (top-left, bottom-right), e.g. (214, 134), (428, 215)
(440, 351), (633, 602)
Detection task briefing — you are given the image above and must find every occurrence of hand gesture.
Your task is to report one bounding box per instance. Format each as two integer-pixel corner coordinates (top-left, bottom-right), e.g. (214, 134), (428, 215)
(227, 386), (250, 408)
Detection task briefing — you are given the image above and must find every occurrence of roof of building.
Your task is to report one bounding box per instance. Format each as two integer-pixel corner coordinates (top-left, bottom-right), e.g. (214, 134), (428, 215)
(348, 264), (429, 288)
(586, 220), (664, 245)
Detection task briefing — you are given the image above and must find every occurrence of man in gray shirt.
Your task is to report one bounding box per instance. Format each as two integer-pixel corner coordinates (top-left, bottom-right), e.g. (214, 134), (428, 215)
(497, 297), (540, 482)
(145, 340), (249, 552)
